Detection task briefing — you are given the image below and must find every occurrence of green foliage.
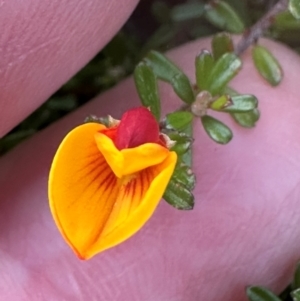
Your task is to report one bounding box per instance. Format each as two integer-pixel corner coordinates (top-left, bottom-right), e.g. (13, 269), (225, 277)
(289, 0), (300, 20)
(252, 45), (283, 86)
(171, 73), (195, 104)
(214, 94), (258, 113)
(144, 50), (184, 83)
(209, 94), (232, 111)
(164, 111), (194, 166)
(206, 52), (242, 96)
(291, 289), (300, 301)
(246, 286), (282, 301)
(163, 175), (194, 210)
(134, 62), (161, 120)
(163, 157), (195, 210)
(205, 0), (245, 33)
(292, 262), (300, 290)
(170, 2), (204, 22)
(167, 131), (193, 156)
(212, 32), (234, 60)
(166, 111), (193, 131)
(231, 109), (260, 128)
(201, 115), (232, 144)
(162, 110), (195, 210)
(195, 50), (214, 91)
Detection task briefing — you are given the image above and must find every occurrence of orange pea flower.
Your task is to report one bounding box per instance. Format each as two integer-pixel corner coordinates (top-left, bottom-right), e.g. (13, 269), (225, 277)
(49, 107), (177, 260)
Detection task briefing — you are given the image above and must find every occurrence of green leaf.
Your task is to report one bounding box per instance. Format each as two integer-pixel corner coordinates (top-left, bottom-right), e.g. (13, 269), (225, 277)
(144, 50), (183, 83)
(166, 111), (194, 131)
(165, 112), (193, 159)
(212, 32), (234, 60)
(201, 115), (232, 144)
(181, 122), (193, 167)
(173, 161), (196, 190)
(205, 0), (245, 33)
(274, 11), (300, 30)
(252, 45), (283, 86)
(171, 141), (191, 156)
(170, 2), (205, 22)
(222, 86), (239, 96)
(231, 109), (260, 128)
(210, 95), (232, 111)
(225, 0), (251, 26)
(171, 73), (195, 104)
(215, 94), (258, 113)
(195, 50), (214, 90)
(134, 62), (161, 120)
(206, 53), (242, 96)
(163, 178), (194, 210)
(246, 286), (282, 301)
(289, 0), (300, 19)
(291, 289), (300, 301)
(292, 262), (300, 290)
(142, 25), (176, 52)
(169, 135), (193, 156)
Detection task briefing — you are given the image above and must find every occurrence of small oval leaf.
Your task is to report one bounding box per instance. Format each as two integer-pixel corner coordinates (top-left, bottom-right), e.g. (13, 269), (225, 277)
(220, 94), (258, 113)
(246, 286), (282, 301)
(205, 1), (245, 33)
(166, 111), (194, 131)
(231, 109), (260, 128)
(144, 50), (184, 83)
(134, 62), (161, 120)
(201, 115), (233, 144)
(171, 2), (204, 22)
(163, 178), (194, 210)
(289, 0), (300, 20)
(212, 32), (234, 60)
(210, 95), (232, 111)
(171, 73), (195, 104)
(252, 45), (283, 86)
(206, 52), (242, 96)
(195, 50), (214, 91)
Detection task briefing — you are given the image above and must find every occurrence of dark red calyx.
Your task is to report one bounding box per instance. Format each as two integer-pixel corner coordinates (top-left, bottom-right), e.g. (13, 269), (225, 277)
(114, 107), (160, 150)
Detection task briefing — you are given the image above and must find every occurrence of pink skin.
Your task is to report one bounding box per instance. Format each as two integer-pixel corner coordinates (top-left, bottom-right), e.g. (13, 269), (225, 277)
(1, 4), (300, 300)
(0, 0), (139, 137)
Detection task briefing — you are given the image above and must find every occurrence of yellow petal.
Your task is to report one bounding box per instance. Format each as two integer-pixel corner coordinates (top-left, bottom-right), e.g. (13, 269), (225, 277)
(95, 132), (170, 177)
(49, 123), (120, 259)
(85, 151), (177, 259)
(49, 123), (177, 260)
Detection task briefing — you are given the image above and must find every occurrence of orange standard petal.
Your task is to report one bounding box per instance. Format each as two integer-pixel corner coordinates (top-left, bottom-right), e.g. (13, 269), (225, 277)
(49, 122), (177, 259)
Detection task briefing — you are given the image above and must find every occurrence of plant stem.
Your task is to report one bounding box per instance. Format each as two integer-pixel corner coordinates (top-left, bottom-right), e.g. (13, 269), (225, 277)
(235, 0), (289, 55)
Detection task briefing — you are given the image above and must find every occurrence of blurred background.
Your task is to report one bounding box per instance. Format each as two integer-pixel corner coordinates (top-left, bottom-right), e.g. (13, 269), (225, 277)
(1, 0), (299, 156)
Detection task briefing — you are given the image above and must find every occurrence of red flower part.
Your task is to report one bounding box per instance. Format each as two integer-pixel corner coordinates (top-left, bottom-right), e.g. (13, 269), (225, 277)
(114, 107), (160, 149)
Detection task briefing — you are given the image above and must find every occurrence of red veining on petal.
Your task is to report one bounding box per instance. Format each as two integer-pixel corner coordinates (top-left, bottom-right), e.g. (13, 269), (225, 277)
(103, 174), (117, 192)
